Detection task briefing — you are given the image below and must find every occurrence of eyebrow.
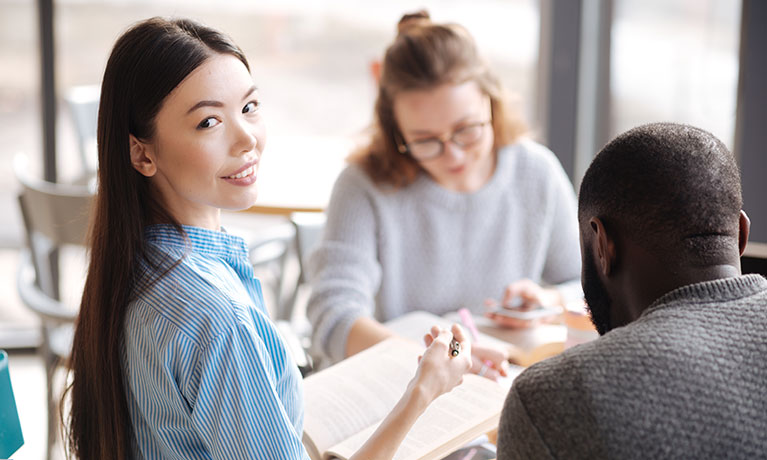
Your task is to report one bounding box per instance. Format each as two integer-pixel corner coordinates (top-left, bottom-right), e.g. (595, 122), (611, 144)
(186, 85), (258, 114)
(405, 115), (475, 137)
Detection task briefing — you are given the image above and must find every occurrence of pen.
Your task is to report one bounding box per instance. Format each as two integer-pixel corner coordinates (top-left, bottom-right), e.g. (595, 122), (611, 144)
(457, 308), (495, 372)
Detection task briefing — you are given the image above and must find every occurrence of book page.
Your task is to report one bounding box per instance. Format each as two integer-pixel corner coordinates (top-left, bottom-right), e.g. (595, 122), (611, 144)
(326, 374), (507, 460)
(386, 311), (515, 354)
(302, 338), (423, 459)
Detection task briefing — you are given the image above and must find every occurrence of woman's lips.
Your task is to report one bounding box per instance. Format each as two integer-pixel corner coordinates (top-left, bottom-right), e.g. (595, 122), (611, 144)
(222, 163), (257, 185)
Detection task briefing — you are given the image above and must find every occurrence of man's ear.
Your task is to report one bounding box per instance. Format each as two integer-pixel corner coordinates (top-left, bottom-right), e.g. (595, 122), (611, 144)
(129, 134), (156, 177)
(738, 210), (751, 256)
(589, 217), (616, 277)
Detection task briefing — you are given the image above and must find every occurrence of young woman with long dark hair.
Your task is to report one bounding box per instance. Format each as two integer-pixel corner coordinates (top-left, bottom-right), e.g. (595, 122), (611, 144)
(66, 17), (470, 459)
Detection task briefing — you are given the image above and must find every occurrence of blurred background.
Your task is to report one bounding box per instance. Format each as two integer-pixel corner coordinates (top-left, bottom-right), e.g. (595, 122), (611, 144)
(0, 0), (764, 459)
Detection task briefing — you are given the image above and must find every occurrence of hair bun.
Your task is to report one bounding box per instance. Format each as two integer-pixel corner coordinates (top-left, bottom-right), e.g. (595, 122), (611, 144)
(397, 10), (431, 34)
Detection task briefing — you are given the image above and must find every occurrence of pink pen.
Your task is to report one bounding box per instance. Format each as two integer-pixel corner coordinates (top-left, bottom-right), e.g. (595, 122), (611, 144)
(458, 308), (495, 374)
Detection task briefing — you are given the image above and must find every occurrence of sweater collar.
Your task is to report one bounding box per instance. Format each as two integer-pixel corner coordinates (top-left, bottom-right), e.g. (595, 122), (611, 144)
(644, 274), (767, 315)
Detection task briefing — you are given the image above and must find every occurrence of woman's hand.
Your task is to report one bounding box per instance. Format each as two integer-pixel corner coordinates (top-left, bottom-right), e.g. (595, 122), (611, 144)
(469, 342), (512, 381)
(484, 279), (563, 329)
(424, 327), (511, 381)
(415, 324), (472, 403)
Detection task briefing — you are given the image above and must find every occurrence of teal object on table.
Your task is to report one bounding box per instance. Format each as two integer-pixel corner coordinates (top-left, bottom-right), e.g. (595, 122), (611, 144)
(0, 350), (24, 457)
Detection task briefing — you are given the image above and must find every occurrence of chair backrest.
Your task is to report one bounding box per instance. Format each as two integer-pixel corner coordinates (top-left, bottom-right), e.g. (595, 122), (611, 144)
(64, 84), (100, 175)
(290, 212), (327, 284)
(273, 212), (326, 324)
(15, 154), (94, 299)
(0, 350), (24, 457)
(17, 179), (93, 247)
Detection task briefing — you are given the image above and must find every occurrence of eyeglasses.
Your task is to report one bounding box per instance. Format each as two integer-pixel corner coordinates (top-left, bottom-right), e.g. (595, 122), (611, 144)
(398, 121), (491, 160)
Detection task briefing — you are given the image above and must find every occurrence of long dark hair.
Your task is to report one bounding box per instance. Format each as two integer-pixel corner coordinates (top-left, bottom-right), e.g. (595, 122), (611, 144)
(65, 17), (248, 459)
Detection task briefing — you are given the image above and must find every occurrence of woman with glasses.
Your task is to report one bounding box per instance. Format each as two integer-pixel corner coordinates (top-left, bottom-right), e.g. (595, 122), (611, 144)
(306, 11), (583, 376)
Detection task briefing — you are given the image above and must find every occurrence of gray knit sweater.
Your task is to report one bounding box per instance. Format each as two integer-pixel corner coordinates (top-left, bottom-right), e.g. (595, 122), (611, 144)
(306, 139), (581, 361)
(497, 274), (767, 459)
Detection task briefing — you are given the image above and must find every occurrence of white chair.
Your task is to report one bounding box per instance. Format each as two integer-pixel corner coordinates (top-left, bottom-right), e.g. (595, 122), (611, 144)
(283, 212), (326, 323)
(265, 212), (325, 376)
(15, 153), (93, 460)
(64, 85), (100, 181)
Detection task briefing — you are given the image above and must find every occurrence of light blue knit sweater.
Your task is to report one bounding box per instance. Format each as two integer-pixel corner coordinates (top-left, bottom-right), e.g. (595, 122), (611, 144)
(307, 139), (582, 361)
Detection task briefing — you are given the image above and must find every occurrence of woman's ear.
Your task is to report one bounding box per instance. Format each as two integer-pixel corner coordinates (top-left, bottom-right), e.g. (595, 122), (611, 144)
(129, 134), (156, 177)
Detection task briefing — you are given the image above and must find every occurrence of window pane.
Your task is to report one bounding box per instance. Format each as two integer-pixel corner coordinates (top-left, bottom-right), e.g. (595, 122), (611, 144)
(0, 0), (539, 209)
(0, 0), (38, 245)
(611, 0), (741, 148)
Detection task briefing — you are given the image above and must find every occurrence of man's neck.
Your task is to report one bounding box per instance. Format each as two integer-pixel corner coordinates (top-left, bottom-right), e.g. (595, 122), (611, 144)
(631, 264), (740, 318)
(620, 242), (742, 322)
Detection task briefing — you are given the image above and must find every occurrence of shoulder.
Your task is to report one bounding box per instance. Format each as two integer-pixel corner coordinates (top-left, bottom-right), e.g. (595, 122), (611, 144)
(502, 347), (589, 444)
(514, 341), (588, 394)
(496, 139), (575, 206)
(333, 164), (379, 193)
(327, 165), (379, 209)
(514, 322), (663, 401)
(499, 340), (610, 458)
(510, 330), (641, 409)
(500, 138), (568, 179)
(131, 250), (246, 346)
(332, 163), (405, 199)
(325, 163), (400, 225)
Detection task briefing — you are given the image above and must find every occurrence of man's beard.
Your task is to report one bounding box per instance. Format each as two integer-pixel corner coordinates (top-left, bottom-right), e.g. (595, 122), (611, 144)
(582, 246), (613, 336)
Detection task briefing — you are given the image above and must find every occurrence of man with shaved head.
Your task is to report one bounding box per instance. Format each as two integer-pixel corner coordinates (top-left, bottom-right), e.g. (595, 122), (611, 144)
(497, 122), (767, 459)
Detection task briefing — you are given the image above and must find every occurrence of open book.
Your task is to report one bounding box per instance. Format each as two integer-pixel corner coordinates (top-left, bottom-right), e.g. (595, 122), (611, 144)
(301, 337), (508, 460)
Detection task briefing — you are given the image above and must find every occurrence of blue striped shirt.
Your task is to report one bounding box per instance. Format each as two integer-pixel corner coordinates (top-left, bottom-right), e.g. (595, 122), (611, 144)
(123, 225), (308, 459)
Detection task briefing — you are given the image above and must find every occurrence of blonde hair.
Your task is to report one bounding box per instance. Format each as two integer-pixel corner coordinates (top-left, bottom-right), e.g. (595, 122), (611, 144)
(349, 10), (527, 188)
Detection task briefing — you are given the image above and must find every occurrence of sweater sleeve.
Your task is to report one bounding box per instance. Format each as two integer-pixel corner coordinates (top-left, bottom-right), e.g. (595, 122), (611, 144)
(497, 348), (608, 460)
(306, 167), (383, 362)
(497, 386), (556, 460)
(537, 145), (583, 304)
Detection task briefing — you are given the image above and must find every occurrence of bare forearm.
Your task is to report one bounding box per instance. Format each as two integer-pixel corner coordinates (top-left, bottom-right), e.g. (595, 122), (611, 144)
(349, 325), (472, 460)
(345, 316), (396, 357)
(348, 382), (430, 460)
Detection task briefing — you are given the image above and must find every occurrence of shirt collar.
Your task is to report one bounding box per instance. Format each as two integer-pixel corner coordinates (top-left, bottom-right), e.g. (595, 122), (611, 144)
(145, 224), (250, 263)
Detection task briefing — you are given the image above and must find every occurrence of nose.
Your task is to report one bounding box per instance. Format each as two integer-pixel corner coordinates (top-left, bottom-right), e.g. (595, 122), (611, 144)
(442, 140), (465, 162)
(232, 118), (258, 155)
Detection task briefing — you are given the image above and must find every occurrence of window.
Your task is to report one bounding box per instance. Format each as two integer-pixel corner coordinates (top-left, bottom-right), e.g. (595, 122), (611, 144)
(610, 0), (741, 148)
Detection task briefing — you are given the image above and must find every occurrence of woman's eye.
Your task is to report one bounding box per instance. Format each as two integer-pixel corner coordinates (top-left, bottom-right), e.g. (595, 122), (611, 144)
(197, 117), (220, 129)
(243, 101), (259, 114)
(412, 138), (437, 145)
